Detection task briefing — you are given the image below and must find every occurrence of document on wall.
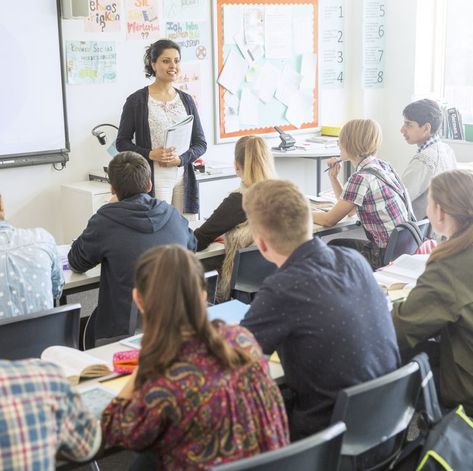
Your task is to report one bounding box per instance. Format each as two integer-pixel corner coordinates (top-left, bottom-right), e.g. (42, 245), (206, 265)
(239, 88), (259, 126)
(264, 6), (292, 59)
(300, 53), (317, 90)
(363, 0), (386, 88)
(285, 90), (314, 128)
(275, 65), (302, 106)
(164, 115), (194, 156)
(218, 49), (248, 94)
(319, 0), (345, 88)
(252, 62), (281, 103)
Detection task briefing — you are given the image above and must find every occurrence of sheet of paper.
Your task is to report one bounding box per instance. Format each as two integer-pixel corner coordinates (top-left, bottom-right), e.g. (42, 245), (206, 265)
(285, 90), (314, 128)
(243, 8), (264, 47)
(252, 62), (281, 103)
(293, 14), (314, 54)
(239, 88), (259, 126)
(275, 65), (302, 106)
(223, 6), (243, 44)
(264, 6), (292, 59)
(224, 90), (241, 132)
(217, 49), (248, 95)
(300, 53), (317, 89)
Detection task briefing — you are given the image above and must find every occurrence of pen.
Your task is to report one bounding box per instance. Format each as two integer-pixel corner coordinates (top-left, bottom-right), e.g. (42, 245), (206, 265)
(323, 159), (342, 172)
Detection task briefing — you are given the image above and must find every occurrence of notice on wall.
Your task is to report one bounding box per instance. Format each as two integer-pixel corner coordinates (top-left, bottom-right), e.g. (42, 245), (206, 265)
(175, 61), (202, 108)
(85, 0), (120, 33)
(319, 0), (345, 89)
(65, 41), (117, 84)
(163, 0), (205, 21)
(165, 20), (209, 61)
(363, 0), (385, 88)
(125, 0), (159, 40)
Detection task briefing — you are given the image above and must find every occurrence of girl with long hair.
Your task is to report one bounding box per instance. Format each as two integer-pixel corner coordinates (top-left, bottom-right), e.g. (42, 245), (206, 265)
(194, 135), (277, 300)
(101, 245), (288, 470)
(393, 169), (473, 414)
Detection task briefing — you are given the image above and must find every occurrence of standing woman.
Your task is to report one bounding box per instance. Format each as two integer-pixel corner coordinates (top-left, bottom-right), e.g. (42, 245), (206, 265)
(101, 245), (289, 470)
(116, 39), (207, 217)
(393, 170), (473, 414)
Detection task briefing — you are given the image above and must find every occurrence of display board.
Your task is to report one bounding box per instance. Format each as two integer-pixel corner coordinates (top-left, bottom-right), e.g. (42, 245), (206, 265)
(0, 0), (68, 168)
(213, 0), (318, 142)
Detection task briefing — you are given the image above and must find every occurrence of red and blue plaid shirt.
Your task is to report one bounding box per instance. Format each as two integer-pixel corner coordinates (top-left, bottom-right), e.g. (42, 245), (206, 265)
(0, 359), (101, 471)
(341, 156), (410, 248)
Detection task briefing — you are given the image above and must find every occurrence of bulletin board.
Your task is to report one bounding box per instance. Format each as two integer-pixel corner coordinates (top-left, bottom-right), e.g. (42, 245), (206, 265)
(213, 0), (318, 143)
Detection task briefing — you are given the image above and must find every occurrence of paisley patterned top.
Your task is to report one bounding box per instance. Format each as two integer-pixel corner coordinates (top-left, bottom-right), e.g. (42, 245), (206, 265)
(101, 324), (289, 470)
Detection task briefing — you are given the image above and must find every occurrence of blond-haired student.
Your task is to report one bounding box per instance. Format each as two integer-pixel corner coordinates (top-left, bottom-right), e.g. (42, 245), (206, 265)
(195, 135), (276, 300)
(393, 170), (473, 414)
(240, 180), (399, 440)
(313, 119), (413, 269)
(101, 245), (288, 470)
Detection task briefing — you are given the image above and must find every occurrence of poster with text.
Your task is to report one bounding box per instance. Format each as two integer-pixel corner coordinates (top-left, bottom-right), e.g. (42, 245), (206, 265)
(85, 0), (120, 33)
(163, 0), (206, 21)
(174, 61), (202, 108)
(65, 41), (117, 84)
(125, 0), (160, 40)
(165, 20), (209, 61)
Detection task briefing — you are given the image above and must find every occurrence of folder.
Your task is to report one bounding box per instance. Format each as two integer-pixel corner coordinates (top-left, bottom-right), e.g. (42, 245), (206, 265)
(164, 115), (194, 156)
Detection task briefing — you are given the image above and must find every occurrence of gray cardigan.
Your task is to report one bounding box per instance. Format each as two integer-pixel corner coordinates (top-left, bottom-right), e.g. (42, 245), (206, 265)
(116, 87), (207, 214)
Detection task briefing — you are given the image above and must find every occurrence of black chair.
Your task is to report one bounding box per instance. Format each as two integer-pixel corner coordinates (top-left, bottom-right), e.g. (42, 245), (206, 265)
(0, 303), (81, 360)
(211, 422), (346, 471)
(383, 219), (431, 265)
(205, 269), (219, 305)
(230, 247), (277, 303)
(330, 353), (441, 471)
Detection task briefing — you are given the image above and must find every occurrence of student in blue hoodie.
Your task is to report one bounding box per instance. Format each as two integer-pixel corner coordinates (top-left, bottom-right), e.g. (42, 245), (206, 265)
(68, 151), (196, 346)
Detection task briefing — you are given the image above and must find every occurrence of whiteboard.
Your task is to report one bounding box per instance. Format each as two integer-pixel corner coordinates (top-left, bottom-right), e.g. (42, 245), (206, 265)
(0, 0), (68, 167)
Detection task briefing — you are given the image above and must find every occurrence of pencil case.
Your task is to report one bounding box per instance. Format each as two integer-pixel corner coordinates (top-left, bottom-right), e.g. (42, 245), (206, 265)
(112, 350), (139, 374)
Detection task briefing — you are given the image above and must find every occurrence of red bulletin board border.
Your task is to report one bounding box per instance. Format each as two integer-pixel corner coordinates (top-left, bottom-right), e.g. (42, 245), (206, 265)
(213, 0), (318, 142)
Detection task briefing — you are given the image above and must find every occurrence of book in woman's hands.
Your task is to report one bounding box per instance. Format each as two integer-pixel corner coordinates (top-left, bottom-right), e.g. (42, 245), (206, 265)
(40, 346), (113, 385)
(164, 115), (194, 156)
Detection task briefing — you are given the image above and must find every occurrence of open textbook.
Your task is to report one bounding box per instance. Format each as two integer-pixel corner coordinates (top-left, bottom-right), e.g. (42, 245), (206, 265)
(164, 115), (194, 156)
(373, 253), (429, 290)
(41, 346), (113, 385)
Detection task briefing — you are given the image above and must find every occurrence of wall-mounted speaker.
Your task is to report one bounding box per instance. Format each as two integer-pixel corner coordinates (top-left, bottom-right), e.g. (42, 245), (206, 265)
(61, 0), (89, 19)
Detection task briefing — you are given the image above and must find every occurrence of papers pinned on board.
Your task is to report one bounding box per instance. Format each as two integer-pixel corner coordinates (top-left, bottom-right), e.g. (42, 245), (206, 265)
(217, 49), (249, 94)
(164, 115), (194, 156)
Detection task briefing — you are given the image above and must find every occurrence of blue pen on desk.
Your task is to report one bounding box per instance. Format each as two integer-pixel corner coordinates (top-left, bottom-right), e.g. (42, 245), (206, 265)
(323, 159), (342, 172)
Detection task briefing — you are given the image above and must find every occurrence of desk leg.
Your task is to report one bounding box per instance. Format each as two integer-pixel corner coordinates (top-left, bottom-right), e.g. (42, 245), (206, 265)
(316, 158), (321, 196)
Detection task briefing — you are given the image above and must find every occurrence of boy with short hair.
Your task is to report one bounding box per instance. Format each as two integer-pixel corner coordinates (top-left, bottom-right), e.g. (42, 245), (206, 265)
(241, 179), (400, 440)
(401, 98), (457, 219)
(68, 151), (196, 345)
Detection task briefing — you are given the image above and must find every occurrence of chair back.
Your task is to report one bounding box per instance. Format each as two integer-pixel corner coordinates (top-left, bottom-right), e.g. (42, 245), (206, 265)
(330, 354), (440, 469)
(383, 219), (431, 265)
(211, 422), (346, 471)
(230, 247), (277, 303)
(0, 303), (81, 360)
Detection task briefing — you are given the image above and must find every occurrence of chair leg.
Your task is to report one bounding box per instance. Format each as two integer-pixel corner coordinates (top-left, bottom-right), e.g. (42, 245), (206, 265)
(89, 460), (101, 471)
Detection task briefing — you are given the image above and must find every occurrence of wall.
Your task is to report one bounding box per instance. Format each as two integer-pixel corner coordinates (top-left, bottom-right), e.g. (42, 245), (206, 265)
(2, 0), (423, 241)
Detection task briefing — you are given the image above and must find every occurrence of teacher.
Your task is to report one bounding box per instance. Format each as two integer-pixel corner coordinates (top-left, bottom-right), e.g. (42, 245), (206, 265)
(116, 39), (207, 217)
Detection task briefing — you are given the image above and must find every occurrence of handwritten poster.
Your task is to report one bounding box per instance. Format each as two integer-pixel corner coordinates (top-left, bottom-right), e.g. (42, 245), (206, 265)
(165, 20), (209, 61)
(125, 0), (159, 40)
(65, 41), (117, 84)
(175, 61), (202, 108)
(85, 0), (120, 33)
(163, 0), (205, 21)
(363, 0), (386, 88)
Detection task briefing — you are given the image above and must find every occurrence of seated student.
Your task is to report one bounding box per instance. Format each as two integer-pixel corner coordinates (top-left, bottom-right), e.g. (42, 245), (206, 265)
(194, 135), (276, 300)
(68, 151), (196, 345)
(393, 169), (473, 414)
(101, 245), (289, 470)
(0, 359), (100, 469)
(401, 98), (457, 219)
(313, 119), (413, 269)
(0, 194), (64, 317)
(240, 180), (400, 440)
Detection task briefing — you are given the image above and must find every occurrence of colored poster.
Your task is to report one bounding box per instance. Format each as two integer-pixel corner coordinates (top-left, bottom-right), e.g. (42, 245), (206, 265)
(85, 0), (120, 33)
(125, 0), (160, 40)
(174, 61), (202, 108)
(163, 0), (205, 21)
(65, 41), (117, 84)
(165, 20), (209, 61)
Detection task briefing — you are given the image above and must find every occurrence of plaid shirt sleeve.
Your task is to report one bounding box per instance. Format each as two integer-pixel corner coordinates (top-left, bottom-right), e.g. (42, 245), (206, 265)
(341, 174), (369, 207)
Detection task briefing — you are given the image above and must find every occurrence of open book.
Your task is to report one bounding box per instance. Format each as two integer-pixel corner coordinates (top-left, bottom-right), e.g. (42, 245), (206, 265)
(373, 253), (429, 290)
(41, 346), (113, 385)
(165, 115), (194, 156)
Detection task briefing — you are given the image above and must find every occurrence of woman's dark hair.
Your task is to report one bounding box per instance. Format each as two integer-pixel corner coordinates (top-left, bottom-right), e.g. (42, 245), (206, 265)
(144, 39), (181, 78)
(134, 245), (252, 389)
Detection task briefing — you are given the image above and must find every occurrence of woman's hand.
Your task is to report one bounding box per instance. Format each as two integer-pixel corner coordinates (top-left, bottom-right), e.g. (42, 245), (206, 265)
(149, 147), (181, 167)
(326, 157), (342, 179)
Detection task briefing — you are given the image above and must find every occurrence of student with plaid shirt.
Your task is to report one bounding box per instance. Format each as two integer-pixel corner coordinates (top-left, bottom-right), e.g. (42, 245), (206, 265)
(313, 119), (412, 269)
(0, 359), (101, 470)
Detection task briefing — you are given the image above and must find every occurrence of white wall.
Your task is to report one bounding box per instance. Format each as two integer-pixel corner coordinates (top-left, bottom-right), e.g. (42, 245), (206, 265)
(2, 0), (424, 241)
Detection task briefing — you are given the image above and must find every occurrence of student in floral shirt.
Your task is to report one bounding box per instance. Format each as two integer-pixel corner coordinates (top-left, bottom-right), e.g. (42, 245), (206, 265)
(101, 245), (288, 470)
